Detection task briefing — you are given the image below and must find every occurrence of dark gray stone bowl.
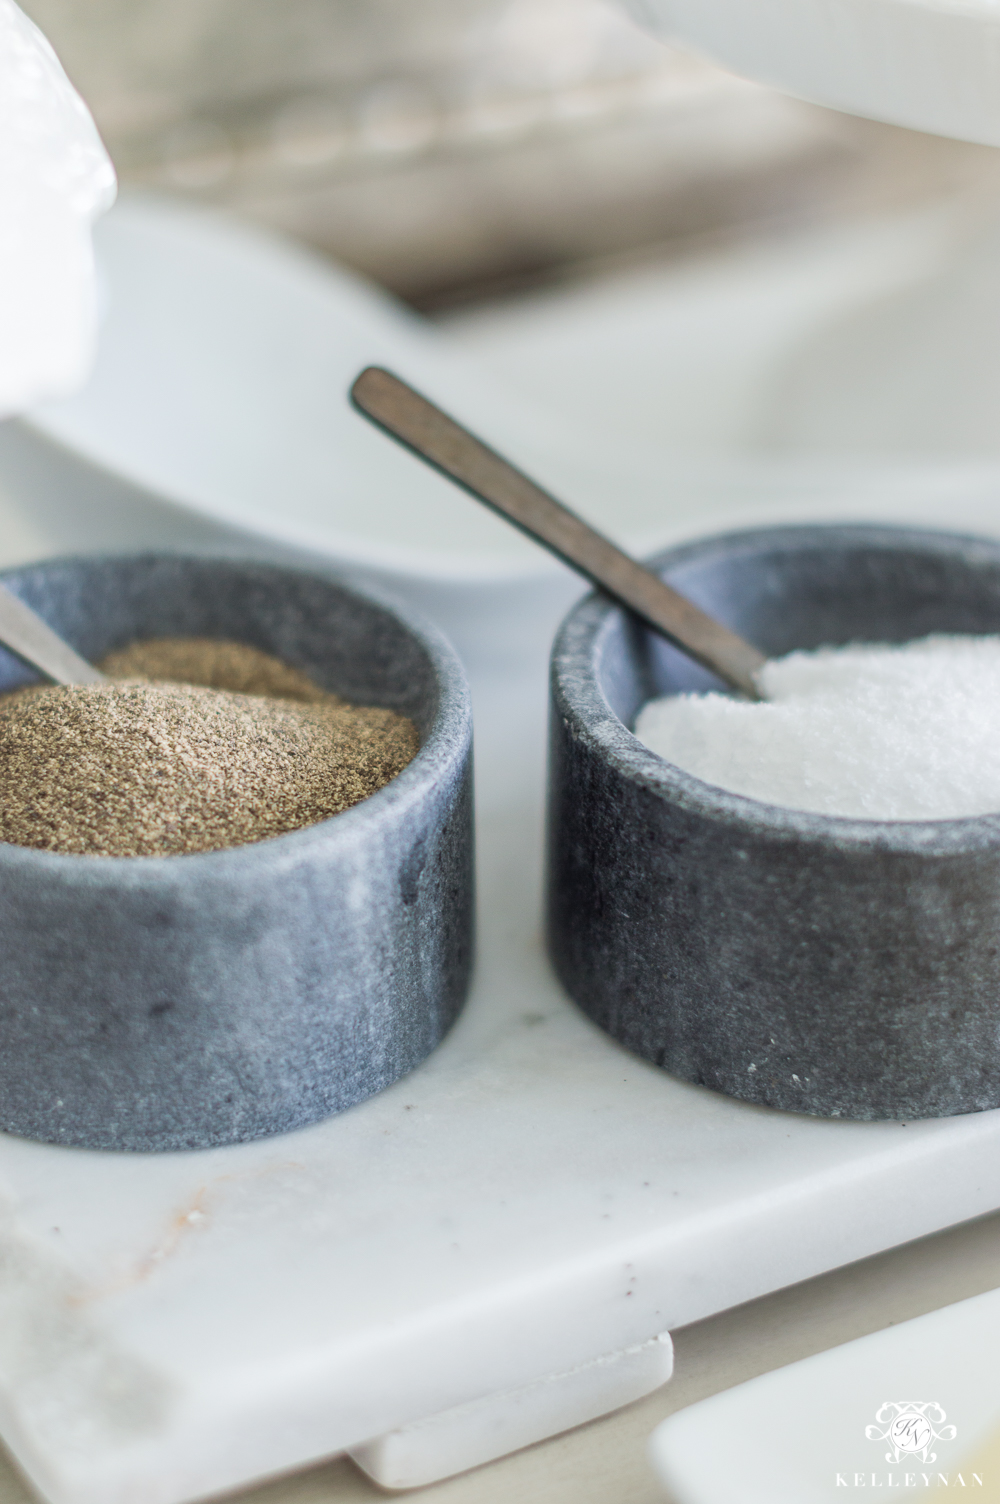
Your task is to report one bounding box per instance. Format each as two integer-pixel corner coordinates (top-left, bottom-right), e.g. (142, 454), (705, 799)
(0, 554), (473, 1152)
(548, 523), (1000, 1122)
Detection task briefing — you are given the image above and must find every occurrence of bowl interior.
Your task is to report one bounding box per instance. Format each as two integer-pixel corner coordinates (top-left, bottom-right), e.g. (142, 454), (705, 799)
(592, 528), (1000, 732)
(0, 554), (442, 740)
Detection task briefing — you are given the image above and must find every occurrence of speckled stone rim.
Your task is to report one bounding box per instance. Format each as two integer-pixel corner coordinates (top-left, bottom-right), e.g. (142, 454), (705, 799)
(556, 523), (1000, 855)
(0, 554), (475, 1152)
(0, 554), (470, 875)
(547, 523), (1000, 1121)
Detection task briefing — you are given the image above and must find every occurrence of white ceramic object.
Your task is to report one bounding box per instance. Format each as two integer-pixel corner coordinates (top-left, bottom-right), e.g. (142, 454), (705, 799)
(623, 0), (1000, 148)
(0, 0), (115, 416)
(3, 194), (699, 773)
(23, 195), (546, 578)
(11, 194), (1000, 747)
(757, 212), (1000, 460)
(447, 195), (1000, 499)
(17, 191), (1000, 824)
(22, 194), (720, 583)
(440, 205), (958, 460)
(649, 1286), (1000, 1502)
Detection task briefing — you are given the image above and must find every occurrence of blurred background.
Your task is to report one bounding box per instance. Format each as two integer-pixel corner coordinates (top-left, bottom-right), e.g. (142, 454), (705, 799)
(20, 0), (1000, 311)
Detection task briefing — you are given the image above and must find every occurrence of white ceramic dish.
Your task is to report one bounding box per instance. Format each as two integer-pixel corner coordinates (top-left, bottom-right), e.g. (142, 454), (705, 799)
(18, 193), (705, 584)
(12, 194), (1000, 714)
(649, 1285), (1000, 1502)
(756, 213), (1000, 459)
(440, 202), (960, 459)
(0, 195), (725, 770)
(623, 0), (1000, 148)
(14, 192), (1000, 815)
(23, 194), (543, 580)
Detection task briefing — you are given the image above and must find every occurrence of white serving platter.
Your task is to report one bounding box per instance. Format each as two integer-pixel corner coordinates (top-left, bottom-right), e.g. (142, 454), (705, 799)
(18, 193), (679, 584)
(13, 189), (1000, 730)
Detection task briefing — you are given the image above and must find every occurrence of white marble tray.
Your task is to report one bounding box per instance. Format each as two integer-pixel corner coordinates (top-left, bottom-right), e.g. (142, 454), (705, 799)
(1, 755), (999, 1504)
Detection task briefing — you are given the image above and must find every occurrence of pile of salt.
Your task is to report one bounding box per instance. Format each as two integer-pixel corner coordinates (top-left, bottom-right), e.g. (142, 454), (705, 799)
(634, 634), (1000, 820)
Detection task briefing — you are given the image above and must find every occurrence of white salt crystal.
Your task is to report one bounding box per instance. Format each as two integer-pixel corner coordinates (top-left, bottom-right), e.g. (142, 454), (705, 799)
(0, 0), (115, 417)
(633, 635), (1000, 820)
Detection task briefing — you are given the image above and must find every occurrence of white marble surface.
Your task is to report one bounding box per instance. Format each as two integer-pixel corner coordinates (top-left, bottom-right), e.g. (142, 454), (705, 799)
(166, 1205), (1000, 1504)
(0, 1201), (995, 1504)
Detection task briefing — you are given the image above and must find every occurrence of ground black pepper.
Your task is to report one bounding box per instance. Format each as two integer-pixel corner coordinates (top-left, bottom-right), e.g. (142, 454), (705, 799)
(0, 637), (418, 857)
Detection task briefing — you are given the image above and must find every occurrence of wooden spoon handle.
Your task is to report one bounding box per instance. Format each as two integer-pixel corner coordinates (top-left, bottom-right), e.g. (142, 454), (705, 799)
(351, 366), (765, 698)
